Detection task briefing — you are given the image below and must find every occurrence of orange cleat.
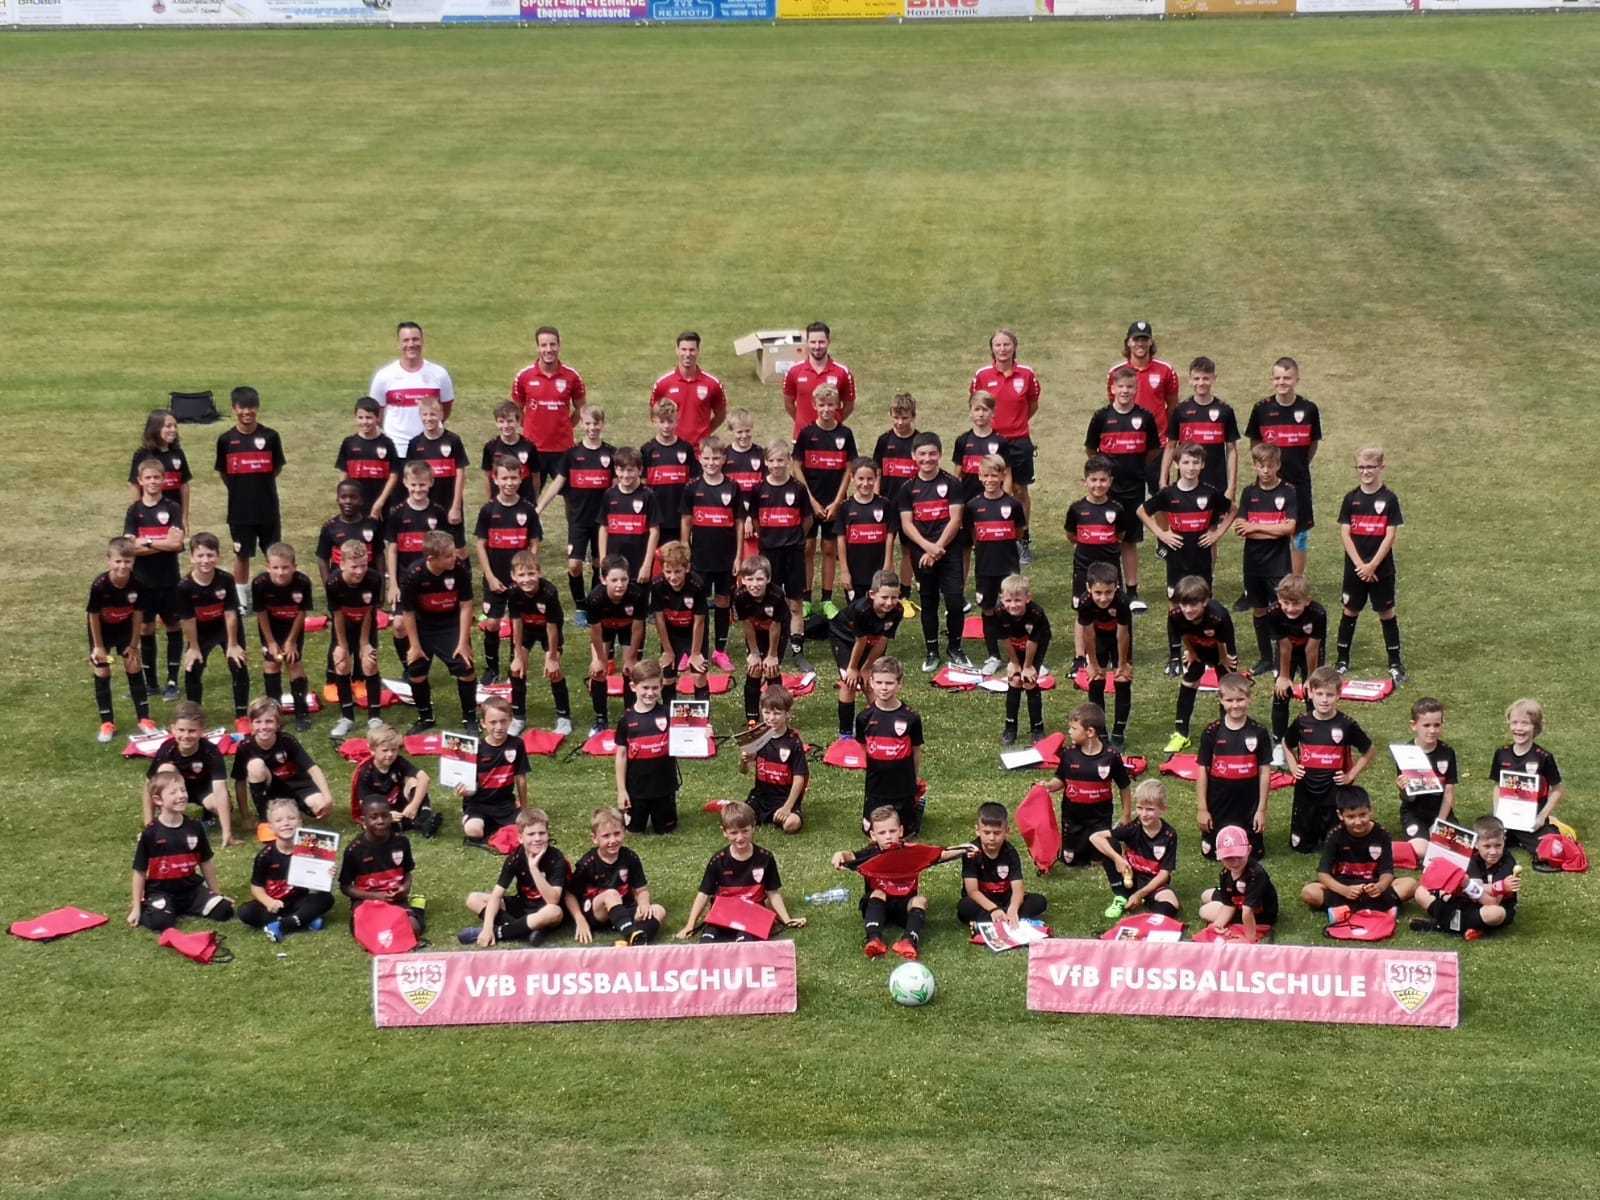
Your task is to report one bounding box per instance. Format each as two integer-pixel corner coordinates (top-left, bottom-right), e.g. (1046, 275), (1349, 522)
(891, 938), (919, 961)
(137, 718), (161, 735)
(97, 721), (117, 745)
(863, 937), (887, 959)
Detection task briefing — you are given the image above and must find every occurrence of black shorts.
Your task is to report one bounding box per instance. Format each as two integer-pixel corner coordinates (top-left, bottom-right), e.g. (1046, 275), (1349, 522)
(1060, 799), (1115, 866)
(1338, 884), (1400, 913)
(261, 775), (323, 815)
(1341, 569), (1397, 614)
(1004, 634), (1051, 672)
(625, 793), (678, 835)
(1092, 630), (1127, 669)
(516, 623), (554, 651)
(482, 592), (511, 621)
(138, 585), (178, 623)
(566, 520), (601, 565)
(1111, 484), (1145, 543)
(90, 619), (136, 656)
(1399, 795), (1444, 841)
(974, 574), (1006, 609)
(662, 624), (698, 664)
(410, 624), (474, 677)
(1161, 548), (1213, 591)
(859, 893), (914, 928)
(539, 451), (568, 486)
(763, 546), (806, 599)
(749, 787), (801, 826)
(197, 625), (241, 662)
(808, 515), (839, 541)
(1279, 644), (1310, 684)
(262, 616), (304, 656)
(1005, 436), (1036, 487)
(745, 623), (781, 662)
(699, 569), (735, 599)
(1182, 643), (1224, 674)
(913, 551), (963, 598)
(463, 803), (516, 836)
(501, 892), (558, 923)
(229, 520), (281, 560)
(1243, 569), (1287, 611)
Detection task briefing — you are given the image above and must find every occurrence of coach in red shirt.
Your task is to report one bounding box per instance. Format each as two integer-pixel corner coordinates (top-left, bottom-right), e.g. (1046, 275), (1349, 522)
(649, 331), (726, 449)
(511, 326), (587, 486)
(970, 327), (1041, 563)
(783, 321), (856, 438)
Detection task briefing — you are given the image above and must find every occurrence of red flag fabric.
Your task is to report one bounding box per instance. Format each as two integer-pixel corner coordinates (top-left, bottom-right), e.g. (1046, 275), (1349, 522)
(1536, 834), (1588, 873)
(1015, 784), (1061, 872)
(1100, 913), (1188, 941)
(1391, 841), (1421, 871)
(854, 843), (945, 895)
(521, 729), (566, 757)
(9, 907), (108, 942)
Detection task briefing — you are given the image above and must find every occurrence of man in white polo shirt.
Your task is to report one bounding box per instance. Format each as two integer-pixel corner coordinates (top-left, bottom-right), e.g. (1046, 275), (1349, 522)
(369, 321), (454, 457)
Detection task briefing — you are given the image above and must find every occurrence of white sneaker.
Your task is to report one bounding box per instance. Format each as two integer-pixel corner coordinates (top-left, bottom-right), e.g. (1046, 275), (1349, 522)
(1128, 596), (1150, 614)
(328, 717), (354, 739)
(978, 656), (1001, 676)
(554, 717), (573, 737)
(507, 718), (526, 736)
(367, 716), (386, 731)
(1270, 743), (1287, 769)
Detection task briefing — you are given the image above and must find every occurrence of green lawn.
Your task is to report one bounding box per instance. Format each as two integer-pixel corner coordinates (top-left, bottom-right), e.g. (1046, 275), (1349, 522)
(3, 15), (1599, 1198)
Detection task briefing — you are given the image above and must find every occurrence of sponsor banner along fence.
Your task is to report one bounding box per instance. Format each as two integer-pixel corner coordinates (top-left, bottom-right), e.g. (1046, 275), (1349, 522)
(373, 939), (798, 1027)
(1027, 937), (1459, 1028)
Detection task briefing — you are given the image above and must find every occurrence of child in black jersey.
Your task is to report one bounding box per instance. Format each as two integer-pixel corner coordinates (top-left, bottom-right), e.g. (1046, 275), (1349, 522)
(535, 403), (614, 612)
(145, 702), (237, 845)
(399, 530), (479, 736)
(740, 685), (808, 834)
(898, 432), (971, 673)
(855, 656), (925, 836)
(873, 392), (919, 589)
(88, 537), (154, 741)
(125, 457), (187, 700)
(583, 554), (648, 739)
(232, 697), (335, 823)
(1194, 673), (1272, 861)
(614, 661), (679, 835)
(677, 801), (805, 942)
(569, 806), (667, 946)
(1077, 562), (1134, 749)
(641, 399), (699, 549)
(336, 395), (400, 519)
(651, 540), (708, 703)
(1042, 702), (1132, 870)
(384, 461), (454, 614)
(1231, 442), (1298, 677)
(1393, 696), (1457, 857)
(407, 395), (468, 540)
(829, 570), (903, 740)
(832, 805), (964, 960)
(355, 722), (437, 836)
(835, 458), (895, 608)
(129, 774), (234, 933)
(599, 445), (661, 586)
(1267, 574), (1325, 753)
(324, 538), (384, 738)
(214, 385), (285, 612)
(315, 479), (383, 588)
(1087, 366), (1159, 612)
(957, 802), (1047, 928)
(1283, 666), (1375, 852)
(1490, 697), (1564, 851)
(749, 439), (812, 673)
(252, 542), (314, 730)
(129, 407), (191, 529)
(1335, 447), (1407, 681)
(458, 697), (527, 843)
(473, 456), (543, 685)
(1199, 823), (1277, 941)
(1412, 815), (1520, 940)
(680, 435), (743, 669)
(482, 399), (539, 504)
(176, 533), (250, 728)
(733, 556), (789, 724)
(461, 807), (569, 946)
(1300, 786), (1416, 918)
(966, 454), (1025, 675)
(506, 550), (572, 738)
(792, 384), (857, 619)
(994, 574), (1051, 746)
(341, 795), (424, 938)
(239, 796), (333, 941)
(1063, 455), (1123, 672)
(1091, 779), (1182, 921)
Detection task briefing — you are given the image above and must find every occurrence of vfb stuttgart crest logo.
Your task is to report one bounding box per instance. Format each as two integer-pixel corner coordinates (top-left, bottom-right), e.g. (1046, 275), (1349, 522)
(1384, 959), (1437, 1014)
(395, 959), (448, 1015)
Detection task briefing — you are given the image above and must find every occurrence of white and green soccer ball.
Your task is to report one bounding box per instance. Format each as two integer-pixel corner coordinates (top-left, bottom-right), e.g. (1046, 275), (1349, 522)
(888, 961), (936, 1007)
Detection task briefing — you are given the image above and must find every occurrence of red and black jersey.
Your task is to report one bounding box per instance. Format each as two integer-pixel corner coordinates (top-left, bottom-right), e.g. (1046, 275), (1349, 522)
(336, 432), (400, 510)
(406, 430), (469, 512)
(1107, 357), (1180, 429)
(855, 704), (923, 802)
(400, 560), (473, 630)
(471, 735), (527, 819)
(641, 437), (699, 530)
(732, 583), (787, 631)
(481, 435), (539, 503)
(1085, 405), (1159, 488)
(964, 492), (1026, 577)
(316, 515), (383, 573)
(1285, 712), (1371, 799)
(354, 754), (421, 809)
(1337, 486), (1404, 578)
(231, 732), (316, 787)
(1218, 861), (1277, 915)
(176, 575), (239, 639)
(214, 424), (284, 523)
(133, 817), (212, 890)
(1168, 601), (1237, 658)
(953, 430), (1011, 502)
(129, 446), (192, 504)
(557, 442), (616, 529)
(508, 579), (565, 638)
(1108, 819), (1179, 882)
(752, 478), (807, 550)
(1237, 482), (1298, 577)
(474, 498), (542, 580)
(617, 703), (677, 798)
(898, 471), (962, 544)
(251, 843), (311, 905)
(1064, 497), (1125, 571)
(838, 495), (895, 585)
(252, 571), (314, 627)
(1267, 602), (1327, 653)
(86, 572), (141, 631)
(650, 575), (707, 637)
(384, 501), (452, 577)
(873, 429), (918, 505)
(1077, 592), (1133, 639)
(1143, 483), (1230, 577)
(750, 730), (809, 805)
(849, 842), (925, 899)
(962, 840), (1025, 901)
(569, 846), (648, 906)
(698, 845), (782, 904)
(1489, 743), (1561, 805)
(1197, 718), (1272, 813)
(794, 422), (857, 510)
(148, 737), (227, 808)
(1246, 396), (1322, 523)
(1319, 823), (1393, 884)
(1396, 740), (1458, 791)
(837, 594), (903, 646)
(724, 445), (765, 496)
(991, 602), (1051, 659)
(583, 583), (648, 638)
(1054, 744), (1131, 806)
(681, 476), (744, 573)
(1467, 850), (1519, 913)
(1167, 397), (1240, 495)
(495, 844), (569, 908)
(339, 832), (414, 898)
(123, 498), (183, 588)
(325, 568), (382, 638)
(602, 485), (660, 559)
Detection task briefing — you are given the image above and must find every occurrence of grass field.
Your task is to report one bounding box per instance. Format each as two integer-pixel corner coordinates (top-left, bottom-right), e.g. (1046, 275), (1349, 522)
(3, 14), (1600, 1198)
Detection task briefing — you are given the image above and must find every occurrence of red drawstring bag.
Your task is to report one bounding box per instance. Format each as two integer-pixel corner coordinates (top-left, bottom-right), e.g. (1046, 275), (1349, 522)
(9, 907), (108, 942)
(353, 901), (418, 955)
(1323, 909), (1397, 941)
(1193, 923), (1273, 944)
(487, 825), (521, 854)
(705, 895), (777, 940)
(158, 927), (234, 964)
(1535, 834), (1589, 873)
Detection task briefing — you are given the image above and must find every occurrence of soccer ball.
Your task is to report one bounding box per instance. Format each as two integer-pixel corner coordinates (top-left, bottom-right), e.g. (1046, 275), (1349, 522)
(888, 962), (936, 1007)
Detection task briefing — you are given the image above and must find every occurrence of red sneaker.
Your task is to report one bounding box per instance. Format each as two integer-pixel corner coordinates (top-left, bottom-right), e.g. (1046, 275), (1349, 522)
(96, 721), (117, 745)
(1463, 928), (1483, 943)
(136, 718), (161, 735)
(891, 938), (919, 961)
(234, 716), (252, 735)
(863, 937), (887, 959)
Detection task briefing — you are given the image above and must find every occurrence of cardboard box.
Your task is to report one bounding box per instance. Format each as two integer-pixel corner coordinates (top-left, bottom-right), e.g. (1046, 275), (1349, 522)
(733, 329), (805, 384)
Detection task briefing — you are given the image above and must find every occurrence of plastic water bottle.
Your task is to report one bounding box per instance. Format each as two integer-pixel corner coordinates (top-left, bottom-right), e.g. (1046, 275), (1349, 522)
(805, 886), (850, 905)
